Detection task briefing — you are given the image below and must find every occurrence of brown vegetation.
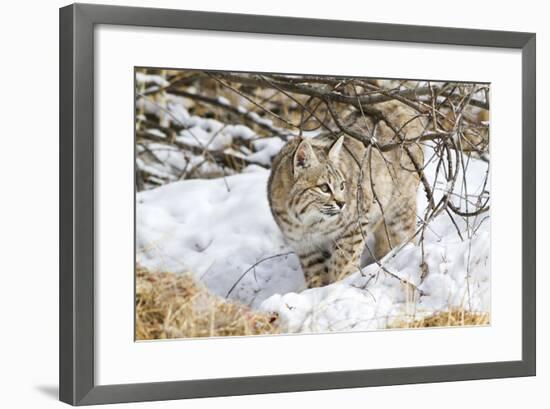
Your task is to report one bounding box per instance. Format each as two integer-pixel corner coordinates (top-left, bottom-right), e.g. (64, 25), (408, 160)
(137, 267), (488, 340)
(136, 267), (280, 340)
(390, 309), (490, 329)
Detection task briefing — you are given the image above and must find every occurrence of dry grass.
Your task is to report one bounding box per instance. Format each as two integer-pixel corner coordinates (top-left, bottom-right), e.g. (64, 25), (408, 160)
(136, 267), (279, 340)
(136, 267), (488, 340)
(389, 309), (490, 329)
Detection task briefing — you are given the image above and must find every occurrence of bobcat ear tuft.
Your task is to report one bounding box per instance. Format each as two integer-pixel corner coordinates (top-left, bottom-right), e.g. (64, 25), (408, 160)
(294, 139), (318, 172)
(328, 135), (345, 163)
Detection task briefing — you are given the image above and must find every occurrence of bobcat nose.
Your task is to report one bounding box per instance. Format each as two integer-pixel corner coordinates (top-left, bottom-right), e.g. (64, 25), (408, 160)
(335, 200), (346, 209)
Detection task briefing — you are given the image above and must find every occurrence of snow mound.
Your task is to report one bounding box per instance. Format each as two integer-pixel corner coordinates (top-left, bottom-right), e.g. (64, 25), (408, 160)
(137, 167), (304, 308)
(260, 219), (490, 333)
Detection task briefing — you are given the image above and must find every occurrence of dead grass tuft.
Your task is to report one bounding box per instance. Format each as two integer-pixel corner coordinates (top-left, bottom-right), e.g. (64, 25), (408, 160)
(389, 309), (490, 329)
(136, 267), (279, 340)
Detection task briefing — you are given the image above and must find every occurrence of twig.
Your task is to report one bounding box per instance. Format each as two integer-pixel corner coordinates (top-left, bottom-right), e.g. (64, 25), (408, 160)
(226, 252), (295, 298)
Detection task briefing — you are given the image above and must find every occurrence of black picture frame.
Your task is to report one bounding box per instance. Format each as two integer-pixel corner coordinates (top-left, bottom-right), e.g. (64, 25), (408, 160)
(59, 3), (536, 406)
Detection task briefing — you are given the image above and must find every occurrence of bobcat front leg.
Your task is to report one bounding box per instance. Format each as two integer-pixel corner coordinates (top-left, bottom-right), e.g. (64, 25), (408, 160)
(327, 227), (365, 282)
(298, 248), (332, 288)
(299, 231), (363, 288)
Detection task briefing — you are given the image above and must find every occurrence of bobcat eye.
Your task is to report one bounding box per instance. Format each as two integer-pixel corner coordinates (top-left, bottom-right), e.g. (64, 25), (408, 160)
(319, 183), (330, 193)
(340, 182), (345, 191)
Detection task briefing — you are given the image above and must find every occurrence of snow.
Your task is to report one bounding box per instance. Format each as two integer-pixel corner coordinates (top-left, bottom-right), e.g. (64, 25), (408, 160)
(173, 118), (259, 151)
(146, 128), (167, 138)
(137, 142), (227, 187)
(261, 218), (490, 333)
(137, 169), (304, 307)
(136, 72), (170, 87)
(137, 146), (491, 333)
(247, 137), (287, 166)
(217, 96), (231, 106)
(137, 92), (289, 189)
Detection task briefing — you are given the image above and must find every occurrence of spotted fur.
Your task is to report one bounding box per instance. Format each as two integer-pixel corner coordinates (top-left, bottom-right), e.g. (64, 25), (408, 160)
(268, 101), (426, 287)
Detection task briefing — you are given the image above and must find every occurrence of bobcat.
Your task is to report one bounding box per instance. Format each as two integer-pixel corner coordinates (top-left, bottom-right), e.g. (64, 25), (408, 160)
(268, 101), (427, 287)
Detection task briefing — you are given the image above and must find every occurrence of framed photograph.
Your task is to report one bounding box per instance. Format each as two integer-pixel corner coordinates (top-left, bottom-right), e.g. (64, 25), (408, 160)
(59, 3), (536, 405)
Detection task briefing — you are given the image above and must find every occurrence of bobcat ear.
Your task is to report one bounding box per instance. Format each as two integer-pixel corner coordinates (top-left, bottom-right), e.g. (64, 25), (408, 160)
(293, 138), (318, 173)
(328, 135), (345, 163)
